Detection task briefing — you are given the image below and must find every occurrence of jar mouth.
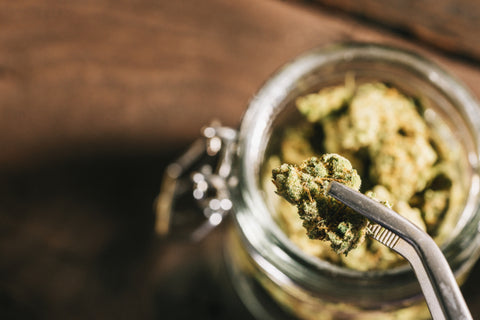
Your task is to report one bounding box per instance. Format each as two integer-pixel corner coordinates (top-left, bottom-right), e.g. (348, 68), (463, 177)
(234, 43), (480, 285)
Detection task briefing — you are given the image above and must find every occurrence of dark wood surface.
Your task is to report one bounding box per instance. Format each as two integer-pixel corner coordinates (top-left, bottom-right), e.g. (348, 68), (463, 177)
(1, 0), (480, 319)
(2, 0), (480, 169)
(312, 0), (480, 61)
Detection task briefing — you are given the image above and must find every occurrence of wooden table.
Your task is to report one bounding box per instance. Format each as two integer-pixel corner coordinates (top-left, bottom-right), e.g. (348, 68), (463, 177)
(0, 0), (479, 319)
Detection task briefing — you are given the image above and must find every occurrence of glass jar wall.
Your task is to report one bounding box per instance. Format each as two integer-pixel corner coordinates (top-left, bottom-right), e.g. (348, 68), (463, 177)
(225, 43), (480, 320)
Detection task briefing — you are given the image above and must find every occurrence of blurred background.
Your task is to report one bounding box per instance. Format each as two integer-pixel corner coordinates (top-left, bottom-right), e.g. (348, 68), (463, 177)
(1, 0), (480, 319)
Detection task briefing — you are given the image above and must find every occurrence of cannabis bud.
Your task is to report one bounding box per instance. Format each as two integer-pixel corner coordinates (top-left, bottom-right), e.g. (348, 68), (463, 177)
(272, 154), (368, 255)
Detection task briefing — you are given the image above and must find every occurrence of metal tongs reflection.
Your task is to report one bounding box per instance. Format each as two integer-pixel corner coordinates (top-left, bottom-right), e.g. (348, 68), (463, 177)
(327, 181), (472, 320)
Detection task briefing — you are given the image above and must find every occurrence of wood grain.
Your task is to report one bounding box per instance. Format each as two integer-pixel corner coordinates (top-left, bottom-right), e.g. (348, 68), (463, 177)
(0, 0), (479, 169)
(311, 0), (480, 61)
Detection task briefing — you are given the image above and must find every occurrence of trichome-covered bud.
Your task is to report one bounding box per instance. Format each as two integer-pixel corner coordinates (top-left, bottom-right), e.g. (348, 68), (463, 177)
(272, 154), (367, 255)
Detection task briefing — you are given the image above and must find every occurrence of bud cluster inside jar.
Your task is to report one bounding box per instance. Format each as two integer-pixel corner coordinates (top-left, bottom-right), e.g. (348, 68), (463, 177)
(261, 76), (469, 271)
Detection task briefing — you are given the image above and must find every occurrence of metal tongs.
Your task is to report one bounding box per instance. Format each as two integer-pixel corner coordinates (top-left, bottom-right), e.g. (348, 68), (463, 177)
(327, 181), (473, 320)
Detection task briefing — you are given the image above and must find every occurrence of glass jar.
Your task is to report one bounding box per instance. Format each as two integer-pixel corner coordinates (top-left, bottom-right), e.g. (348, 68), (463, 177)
(221, 43), (480, 320)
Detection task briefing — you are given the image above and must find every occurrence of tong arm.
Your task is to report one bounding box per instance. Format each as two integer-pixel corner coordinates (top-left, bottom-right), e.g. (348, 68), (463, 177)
(328, 181), (472, 320)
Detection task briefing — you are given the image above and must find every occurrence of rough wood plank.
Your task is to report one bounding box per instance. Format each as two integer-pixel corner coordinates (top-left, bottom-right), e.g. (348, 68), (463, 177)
(0, 0), (478, 170)
(310, 0), (480, 61)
